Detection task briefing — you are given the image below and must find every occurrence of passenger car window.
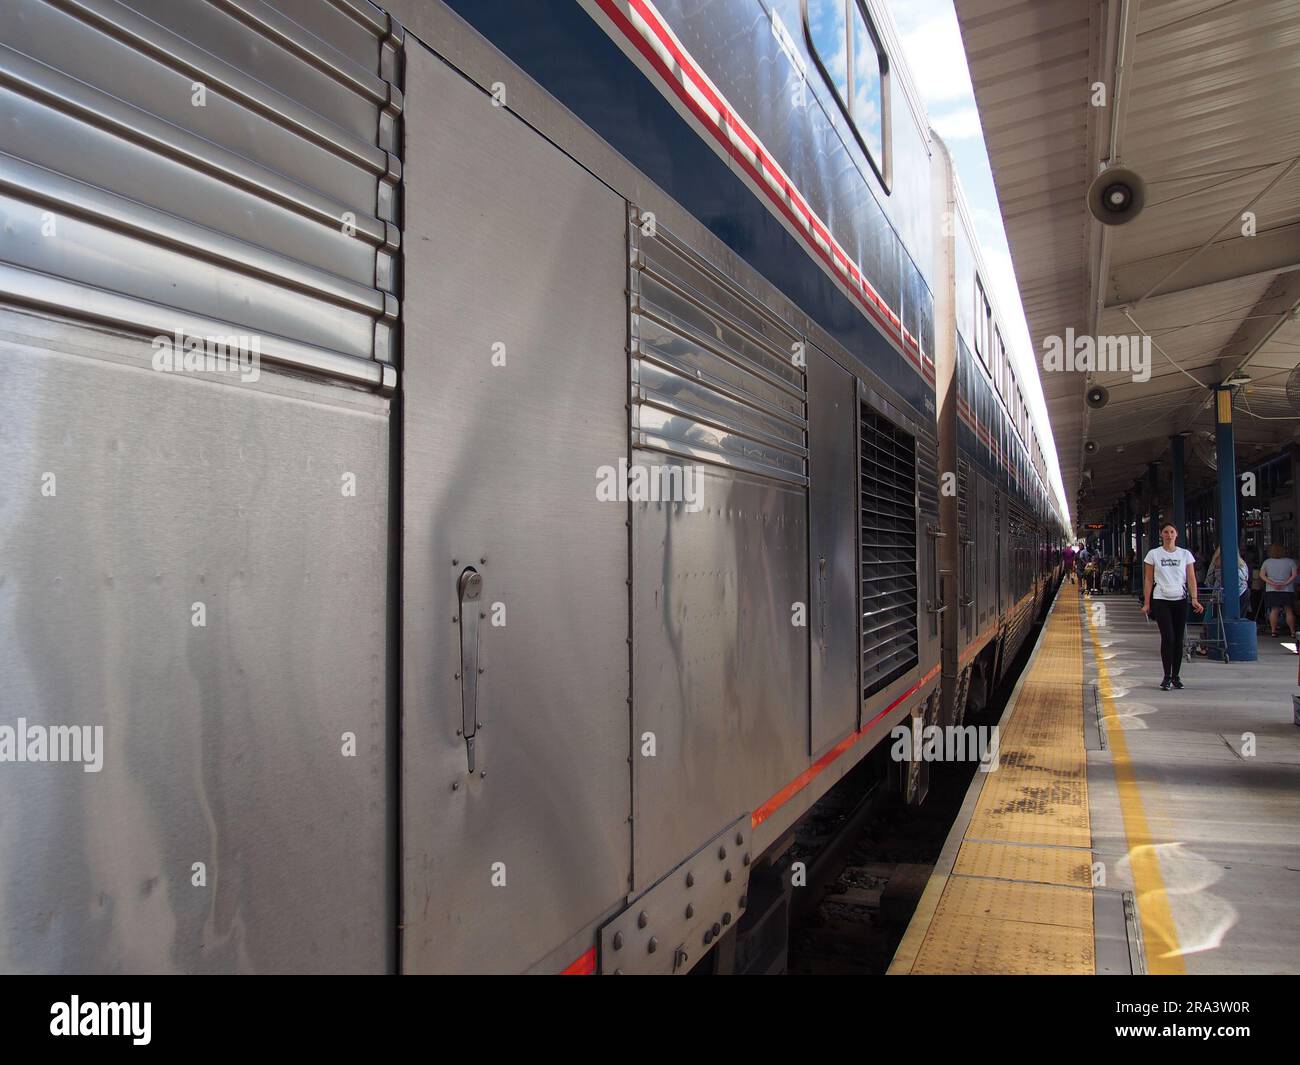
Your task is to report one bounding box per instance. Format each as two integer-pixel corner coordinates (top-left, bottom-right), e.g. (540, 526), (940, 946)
(806, 0), (849, 111)
(850, 1), (885, 166)
(805, 0), (889, 186)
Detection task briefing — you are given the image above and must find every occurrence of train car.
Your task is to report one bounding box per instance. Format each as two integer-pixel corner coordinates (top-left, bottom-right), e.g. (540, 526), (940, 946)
(932, 139), (1065, 730)
(0, 0), (1067, 976)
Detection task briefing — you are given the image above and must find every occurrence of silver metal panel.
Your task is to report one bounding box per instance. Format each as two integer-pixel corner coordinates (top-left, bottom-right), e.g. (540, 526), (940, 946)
(6, 0), (383, 200)
(0, 263), (393, 393)
(384, 0), (933, 446)
(400, 43), (630, 974)
(0, 74), (380, 281)
(630, 218), (808, 485)
(632, 457), (809, 890)
(385, 0), (941, 893)
(0, 0), (402, 387)
(806, 345), (858, 756)
(0, 187), (374, 361)
(957, 459), (973, 643)
(0, 308), (393, 973)
(123, 0), (388, 140)
(976, 470), (994, 630)
(272, 0), (388, 64)
(597, 817), (751, 975)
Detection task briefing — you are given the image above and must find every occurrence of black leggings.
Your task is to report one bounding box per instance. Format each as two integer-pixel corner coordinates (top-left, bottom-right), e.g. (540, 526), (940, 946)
(1151, 598), (1189, 678)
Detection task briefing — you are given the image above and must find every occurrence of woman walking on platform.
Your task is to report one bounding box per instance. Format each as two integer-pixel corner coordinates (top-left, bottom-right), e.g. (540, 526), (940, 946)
(1142, 523), (1204, 690)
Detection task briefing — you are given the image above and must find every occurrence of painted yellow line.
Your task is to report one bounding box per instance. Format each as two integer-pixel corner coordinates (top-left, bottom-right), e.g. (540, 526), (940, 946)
(1084, 601), (1186, 974)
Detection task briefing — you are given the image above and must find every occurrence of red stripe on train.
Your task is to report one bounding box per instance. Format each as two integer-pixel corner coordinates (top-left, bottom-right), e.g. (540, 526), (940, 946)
(561, 947), (597, 974)
(596, 0), (930, 380)
(750, 663), (941, 828)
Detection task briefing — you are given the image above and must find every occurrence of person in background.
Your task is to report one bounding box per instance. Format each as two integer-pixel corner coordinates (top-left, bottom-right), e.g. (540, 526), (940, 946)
(1246, 546), (1264, 622)
(1143, 523), (1203, 690)
(1206, 546), (1251, 616)
(1063, 542), (1076, 583)
(1259, 543), (1297, 638)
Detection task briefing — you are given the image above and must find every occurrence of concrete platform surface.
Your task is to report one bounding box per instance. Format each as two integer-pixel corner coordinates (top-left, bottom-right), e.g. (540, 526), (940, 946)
(1085, 589), (1300, 974)
(891, 586), (1300, 975)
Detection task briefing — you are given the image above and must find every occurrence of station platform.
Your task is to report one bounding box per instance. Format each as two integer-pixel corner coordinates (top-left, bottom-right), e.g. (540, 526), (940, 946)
(889, 584), (1300, 975)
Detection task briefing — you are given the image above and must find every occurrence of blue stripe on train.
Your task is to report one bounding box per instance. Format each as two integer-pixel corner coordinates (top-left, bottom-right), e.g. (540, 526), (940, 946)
(442, 0), (933, 422)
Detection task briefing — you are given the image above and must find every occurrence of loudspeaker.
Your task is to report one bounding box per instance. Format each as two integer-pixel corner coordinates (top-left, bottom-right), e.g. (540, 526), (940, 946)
(1087, 166), (1146, 226)
(1086, 384), (1109, 409)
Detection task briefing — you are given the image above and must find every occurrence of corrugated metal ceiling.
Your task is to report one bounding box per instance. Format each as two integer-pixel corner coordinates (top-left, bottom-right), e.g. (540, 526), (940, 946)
(956, 0), (1300, 526)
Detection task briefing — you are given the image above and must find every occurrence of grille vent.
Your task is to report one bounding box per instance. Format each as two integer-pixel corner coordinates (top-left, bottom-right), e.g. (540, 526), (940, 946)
(859, 403), (919, 698)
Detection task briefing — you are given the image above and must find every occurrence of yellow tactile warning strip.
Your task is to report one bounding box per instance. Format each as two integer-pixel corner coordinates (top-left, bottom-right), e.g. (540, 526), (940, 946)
(953, 841), (1092, 888)
(1085, 600), (1186, 974)
(890, 596), (1095, 974)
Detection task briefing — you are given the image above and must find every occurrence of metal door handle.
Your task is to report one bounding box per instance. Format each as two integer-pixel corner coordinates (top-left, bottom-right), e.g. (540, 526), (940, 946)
(457, 567), (482, 773)
(817, 554), (828, 650)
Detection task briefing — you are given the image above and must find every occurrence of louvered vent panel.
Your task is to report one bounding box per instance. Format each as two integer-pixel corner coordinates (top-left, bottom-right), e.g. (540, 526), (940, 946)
(860, 403), (918, 699)
(957, 459), (970, 540)
(0, 0), (403, 392)
(957, 457), (973, 630)
(629, 209), (807, 484)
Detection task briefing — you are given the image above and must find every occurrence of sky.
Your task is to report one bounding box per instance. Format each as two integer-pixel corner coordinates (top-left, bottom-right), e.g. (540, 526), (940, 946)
(882, 0), (1071, 522)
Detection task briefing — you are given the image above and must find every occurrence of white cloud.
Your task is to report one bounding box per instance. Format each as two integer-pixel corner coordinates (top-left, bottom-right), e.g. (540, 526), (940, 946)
(895, 15), (974, 104)
(930, 106), (983, 140)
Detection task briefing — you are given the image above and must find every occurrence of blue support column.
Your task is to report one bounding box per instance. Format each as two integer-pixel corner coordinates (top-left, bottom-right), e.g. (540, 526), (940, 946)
(1215, 385), (1257, 660)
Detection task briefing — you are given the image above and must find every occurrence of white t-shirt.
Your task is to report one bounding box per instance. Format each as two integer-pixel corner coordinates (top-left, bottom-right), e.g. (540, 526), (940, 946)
(1144, 547), (1194, 600)
(1261, 557), (1297, 590)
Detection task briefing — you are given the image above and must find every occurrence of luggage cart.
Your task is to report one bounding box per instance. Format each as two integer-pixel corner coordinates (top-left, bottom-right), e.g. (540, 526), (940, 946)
(1186, 589), (1228, 663)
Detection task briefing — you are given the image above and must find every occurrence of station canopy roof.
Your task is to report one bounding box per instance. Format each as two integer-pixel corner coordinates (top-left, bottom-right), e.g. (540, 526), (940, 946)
(954, 0), (1300, 528)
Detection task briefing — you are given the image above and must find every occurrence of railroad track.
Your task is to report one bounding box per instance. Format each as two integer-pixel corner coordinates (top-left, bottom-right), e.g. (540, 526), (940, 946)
(786, 630), (1044, 975)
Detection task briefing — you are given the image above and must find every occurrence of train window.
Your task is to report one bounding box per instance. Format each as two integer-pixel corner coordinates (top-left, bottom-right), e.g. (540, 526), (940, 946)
(850, 1), (886, 175)
(994, 328), (1005, 396)
(804, 0), (890, 187)
(974, 276), (992, 370)
(805, 0), (849, 117)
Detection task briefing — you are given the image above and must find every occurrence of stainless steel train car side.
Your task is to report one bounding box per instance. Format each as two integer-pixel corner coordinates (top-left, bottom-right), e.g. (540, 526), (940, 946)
(932, 136), (1064, 730)
(0, 0), (1067, 975)
(394, 0), (948, 973)
(1, 0), (402, 972)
